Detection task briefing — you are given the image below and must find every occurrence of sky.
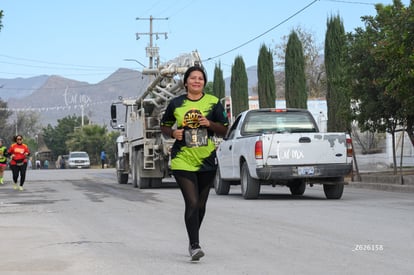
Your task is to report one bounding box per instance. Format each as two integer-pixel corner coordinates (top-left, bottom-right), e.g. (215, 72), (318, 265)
(0, 0), (410, 84)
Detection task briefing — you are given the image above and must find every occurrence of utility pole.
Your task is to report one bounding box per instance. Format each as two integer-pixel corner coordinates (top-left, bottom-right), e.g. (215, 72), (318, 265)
(81, 104), (84, 127)
(136, 15), (168, 69)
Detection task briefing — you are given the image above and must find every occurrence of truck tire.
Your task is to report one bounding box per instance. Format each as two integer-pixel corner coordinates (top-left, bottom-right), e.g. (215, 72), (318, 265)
(241, 162), (260, 199)
(323, 178), (344, 199)
(131, 150), (138, 188)
(132, 149), (150, 189)
(214, 166), (230, 195)
(150, 178), (162, 188)
(137, 149), (150, 189)
(289, 179), (306, 196)
(116, 158), (128, 184)
(117, 171), (128, 184)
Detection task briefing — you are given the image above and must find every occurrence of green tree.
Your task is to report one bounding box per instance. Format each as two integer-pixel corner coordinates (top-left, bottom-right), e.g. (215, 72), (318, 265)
(230, 56), (249, 118)
(325, 15), (350, 132)
(369, 0), (414, 146)
(204, 81), (213, 95)
(347, 29), (403, 170)
(15, 111), (42, 138)
(42, 115), (89, 159)
(274, 25), (325, 98)
(347, 0), (412, 172)
(257, 44), (276, 108)
(0, 110), (42, 149)
(103, 131), (120, 167)
(0, 98), (12, 141)
(285, 31), (307, 109)
(0, 10), (3, 31)
(212, 63), (225, 100)
(66, 124), (108, 165)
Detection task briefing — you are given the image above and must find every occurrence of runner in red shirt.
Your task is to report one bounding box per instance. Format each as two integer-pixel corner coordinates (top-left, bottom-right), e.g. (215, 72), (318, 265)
(8, 135), (30, 191)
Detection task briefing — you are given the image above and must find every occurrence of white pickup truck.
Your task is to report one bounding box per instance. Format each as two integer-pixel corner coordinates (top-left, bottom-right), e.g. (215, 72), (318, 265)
(215, 108), (353, 199)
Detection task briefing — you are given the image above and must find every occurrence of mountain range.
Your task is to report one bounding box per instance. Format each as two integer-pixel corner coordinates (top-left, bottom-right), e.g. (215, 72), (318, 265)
(1, 66), (261, 127)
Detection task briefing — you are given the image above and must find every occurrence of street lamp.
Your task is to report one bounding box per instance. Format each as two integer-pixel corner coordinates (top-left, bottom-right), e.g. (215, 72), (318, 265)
(123, 58), (146, 68)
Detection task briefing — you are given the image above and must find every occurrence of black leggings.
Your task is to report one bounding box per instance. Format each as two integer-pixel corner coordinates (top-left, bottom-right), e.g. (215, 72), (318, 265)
(173, 170), (215, 246)
(11, 163), (28, 186)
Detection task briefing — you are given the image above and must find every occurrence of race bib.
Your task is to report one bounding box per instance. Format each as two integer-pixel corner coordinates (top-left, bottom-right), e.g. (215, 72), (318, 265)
(184, 128), (208, 147)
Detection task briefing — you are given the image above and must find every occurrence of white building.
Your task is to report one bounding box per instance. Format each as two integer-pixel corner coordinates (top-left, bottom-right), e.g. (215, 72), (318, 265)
(247, 97), (414, 168)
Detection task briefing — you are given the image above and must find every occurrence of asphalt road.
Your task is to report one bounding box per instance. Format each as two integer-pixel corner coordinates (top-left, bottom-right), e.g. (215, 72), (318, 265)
(0, 168), (413, 275)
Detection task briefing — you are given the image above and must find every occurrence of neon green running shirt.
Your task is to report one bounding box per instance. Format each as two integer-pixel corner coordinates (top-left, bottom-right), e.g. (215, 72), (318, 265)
(160, 93), (229, 172)
(0, 146), (7, 163)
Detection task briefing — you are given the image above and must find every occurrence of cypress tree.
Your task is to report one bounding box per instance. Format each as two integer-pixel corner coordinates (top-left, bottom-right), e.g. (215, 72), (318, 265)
(212, 62), (225, 101)
(285, 30), (307, 109)
(325, 15), (350, 132)
(257, 44), (276, 108)
(230, 56), (249, 118)
(0, 10), (3, 31)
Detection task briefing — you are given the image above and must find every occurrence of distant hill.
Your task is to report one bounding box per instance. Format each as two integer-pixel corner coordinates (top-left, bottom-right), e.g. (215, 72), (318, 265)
(0, 75), (49, 100)
(4, 66), (260, 127)
(7, 69), (151, 126)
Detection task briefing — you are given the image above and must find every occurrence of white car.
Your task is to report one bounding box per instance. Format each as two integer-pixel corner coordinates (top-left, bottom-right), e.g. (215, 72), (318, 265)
(68, 151), (90, 169)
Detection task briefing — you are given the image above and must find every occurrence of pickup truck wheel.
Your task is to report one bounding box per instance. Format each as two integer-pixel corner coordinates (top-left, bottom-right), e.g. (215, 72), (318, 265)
(214, 167), (230, 195)
(323, 178), (344, 199)
(241, 162), (260, 199)
(289, 180), (306, 195)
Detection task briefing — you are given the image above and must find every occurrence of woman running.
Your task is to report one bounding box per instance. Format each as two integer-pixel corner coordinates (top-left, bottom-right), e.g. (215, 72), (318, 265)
(160, 66), (229, 261)
(8, 135), (30, 191)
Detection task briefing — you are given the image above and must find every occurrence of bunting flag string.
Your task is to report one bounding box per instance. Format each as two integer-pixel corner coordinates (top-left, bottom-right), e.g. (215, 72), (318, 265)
(0, 99), (116, 113)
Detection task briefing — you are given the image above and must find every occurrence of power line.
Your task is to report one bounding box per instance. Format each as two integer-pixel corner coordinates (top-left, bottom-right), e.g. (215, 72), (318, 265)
(1, 0), (378, 82)
(202, 0), (319, 62)
(321, 0), (375, 5)
(0, 60), (114, 72)
(0, 73), (141, 91)
(0, 54), (116, 70)
(202, 0), (377, 64)
(0, 54), (119, 79)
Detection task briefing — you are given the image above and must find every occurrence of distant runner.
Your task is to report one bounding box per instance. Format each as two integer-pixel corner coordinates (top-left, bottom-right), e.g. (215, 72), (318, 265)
(0, 138), (8, 184)
(8, 135), (30, 191)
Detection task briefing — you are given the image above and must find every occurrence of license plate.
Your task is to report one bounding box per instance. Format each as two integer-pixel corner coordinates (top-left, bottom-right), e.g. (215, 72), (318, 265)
(298, 166), (314, 176)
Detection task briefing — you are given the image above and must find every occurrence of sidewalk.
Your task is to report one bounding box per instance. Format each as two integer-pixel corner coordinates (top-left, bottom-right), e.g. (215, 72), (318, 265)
(343, 153), (414, 193)
(347, 168), (414, 193)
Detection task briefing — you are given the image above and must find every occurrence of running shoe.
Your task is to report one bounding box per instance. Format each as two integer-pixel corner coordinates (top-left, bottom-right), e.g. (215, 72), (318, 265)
(13, 183), (18, 190)
(18, 186), (24, 191)
(189, 243), (204, 261)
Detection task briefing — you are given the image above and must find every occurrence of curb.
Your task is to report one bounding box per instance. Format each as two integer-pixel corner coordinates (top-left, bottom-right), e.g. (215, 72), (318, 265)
(347, 172), (414, 193)
(348, 181), (414, 193)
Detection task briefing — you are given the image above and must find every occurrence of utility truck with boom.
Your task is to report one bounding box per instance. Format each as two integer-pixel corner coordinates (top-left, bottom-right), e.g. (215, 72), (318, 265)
(110, 51), (202, 188)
